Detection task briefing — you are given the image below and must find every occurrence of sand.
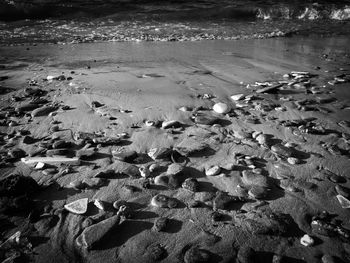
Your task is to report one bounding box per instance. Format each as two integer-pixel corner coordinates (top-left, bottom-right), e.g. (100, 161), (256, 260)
(1, 36), (350, 263)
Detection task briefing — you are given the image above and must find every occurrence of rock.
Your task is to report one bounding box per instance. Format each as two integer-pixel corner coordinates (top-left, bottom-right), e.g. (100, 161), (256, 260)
(0, 173), (39, 197)
(336, 195), (350, 208)
(93, 169), (116, 178)
(162, 120), (182, 129)
(168, 174), (183, 189)
(188, 200), (202, 208)
(154, 174), (169, 187)
(91, 101), (104, 108)
(184, 246), (211, 263)
(46, 149), (69, 157)
(113, 150), (138, 162)
(242, 170), (269, 188)
(151, 194), (177, 208)
(237, 246), (255, 263)
(64, 198), (88, 215)
(113, 200), (128, 210)
(122, 165), (140, 178)
(287, 157), (300, 165)
(139, 165), (150, 178)
(231, 94), (245, 101)
(255, 134), (270, 146)
(76, 147), (96, 158)
(193, 115), (219, 125)
(22, 135), (35, 144)
(83, 178), (105, 188)
(15, 103), (41, 112)
(213, 102), (229, 114)
(182, 178), (199, 192)
(328, 173), (346, 184)
(335, 185), (350, 198)
(31, 105), (57, 118)
(321, 254), (336, 263)
(175, 137), (208, 156)
(211, 211), (224, 221)
(145, 243), (167, 261)
(76, 214), (121, 250)
(205, 165), (221, 176)
(148, 147), (172, 160)
(213, 191), (240, 210)
(69, 179), (85, 190)
(8, 148), (26, 159)
(271, 144), (293, 157)
(300, 234), (314, 246)
(167, 163), (184, 176)
(149, 163), (161, 172)
(248, 186), (268, 199)
(153, 217), (169, 232)
(179, 106), (192, 112)
(52, 140), (70, 149)
(94, 199), (106, 210)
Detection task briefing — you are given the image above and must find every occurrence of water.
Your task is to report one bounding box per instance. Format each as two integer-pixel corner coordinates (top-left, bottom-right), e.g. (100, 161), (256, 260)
(0, 0), (350, 45)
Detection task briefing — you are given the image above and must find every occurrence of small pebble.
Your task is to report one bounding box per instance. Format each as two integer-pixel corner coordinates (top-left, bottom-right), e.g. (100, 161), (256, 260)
(287, 157), (300, 165)
(300, 234), (314, 246)
(213, 102), (229, 114)
(205, 165), (221, 176)
(153, 217), (168, 232)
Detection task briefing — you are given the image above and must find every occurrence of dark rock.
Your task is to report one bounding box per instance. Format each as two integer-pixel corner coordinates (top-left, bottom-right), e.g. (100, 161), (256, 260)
(211, 211), (224, 222)
(0, 173), (39, 197)
(46, 148), (69, 156)
(184, 246), (211, 263)
(113, 150), (138, 162)
(242, 170), (269, 188)
(91, 101), (104, 108)
(31, 105), (57, 118)
(168, 174), (183, 189)
(8, 148), (26, 159)
(52, 140), (70, 149)
(22, 135), (35, 144)
(193, 115), (219, 125)
(188, 200), (202, 208)
(328, 173), (346, 184)
(213, 191), (241, 210)
(182, 178), (199, 192)
(237, 246), (255, 263)
(145, 243), (167, 261)
(153, 217), (169, 232)
(94, 169), (116, 178)
(335, 185), (350, 198)
(76, 215), (121, 250)
(148, 147), (172, 160)
(248, 186), (269, 199)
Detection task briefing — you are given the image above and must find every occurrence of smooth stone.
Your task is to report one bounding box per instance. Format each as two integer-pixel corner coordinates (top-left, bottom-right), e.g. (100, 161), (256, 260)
(182, 178), (199, 192)
(193, 115), (219, 125)
(213, 102), (229, 114)
(76, 215), (121, 250)
(162, 120), (182, 129)
(336, 195), (350, 208)
(231, 94), (245, 101)
(154, 174), (169, 187)
(153, 217), (169, 232)
(64, 198), (88, 214)
(205, 165), (221, 176)
(151, 194), (177, 208)
(167, 163), (184, 176)
(184, 247), (211, 263)
(242, 170), (269, 188)
(248, 186), (268, 199)
(148, 147), (172, 160)
(271, 144), (293, 157)
(300, 234), (314, 246)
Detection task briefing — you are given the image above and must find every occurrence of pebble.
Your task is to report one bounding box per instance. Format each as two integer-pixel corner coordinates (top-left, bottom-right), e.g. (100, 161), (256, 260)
(139, 165), (150, 178)
(113, 150), (138, 162)
(336, 195), (350, 209)
(300, 234), (314, 246)
(154, 174), (169, 187)
(230, 94), (245, 101)
(151, 194), (171, 208)
(248, 186), (268, 199)
(64, 198), (88, 215)
(321, 254), (336, 263)
(69, 179), (85, 190)
(182, 178), (199, 192)
(184, 247), (211, 263)
(287, 157), (300, 165)
(335, 185), (350, 198)
(205, 165), (221, 176)
(271, 144), (293, 157)
(145, 243), (167, 261)
(213, 102), (230, 114)
(93, 199), (105, 210)
(148, 147), (172, 160)
(153, 217), (169, 232)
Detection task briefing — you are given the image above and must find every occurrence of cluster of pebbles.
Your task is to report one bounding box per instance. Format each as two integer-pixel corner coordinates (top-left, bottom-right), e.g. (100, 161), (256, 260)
(1, 66), (350, 263)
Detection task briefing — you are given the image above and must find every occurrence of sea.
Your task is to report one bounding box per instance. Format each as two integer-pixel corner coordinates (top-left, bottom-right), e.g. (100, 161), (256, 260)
(0, 0), (350, 45)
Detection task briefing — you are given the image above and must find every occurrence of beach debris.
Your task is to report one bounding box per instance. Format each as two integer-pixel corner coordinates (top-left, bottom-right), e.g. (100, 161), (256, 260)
(300, 234), (314, 247)
(64, 198), (89, 215)
(213, 102), (230, 114)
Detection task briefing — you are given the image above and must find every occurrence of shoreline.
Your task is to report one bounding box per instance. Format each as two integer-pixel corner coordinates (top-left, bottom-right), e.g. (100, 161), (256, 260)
(1, 36), (350, 263)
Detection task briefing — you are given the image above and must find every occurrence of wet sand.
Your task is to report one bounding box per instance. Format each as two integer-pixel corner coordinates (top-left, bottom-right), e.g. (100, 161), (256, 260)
(1, 36), (350, 263)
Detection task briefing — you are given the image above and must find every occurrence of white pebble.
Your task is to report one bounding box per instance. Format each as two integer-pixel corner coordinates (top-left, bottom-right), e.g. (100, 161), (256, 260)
(300, 234), (314, 247)
(213, 103), (229, 114)
(205, 165), (221, 176)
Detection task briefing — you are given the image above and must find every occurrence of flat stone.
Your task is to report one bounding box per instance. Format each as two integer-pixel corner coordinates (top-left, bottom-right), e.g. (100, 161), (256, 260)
(52, 140), (71, 149)
(151, 194), (177, 208)
(193, 115), (219, 125)
(242, 170), (269, 188)
(154, 174), (169, 187)
(64, 198), (88, 215)
(148, 147), (172, 160)
(167, 163), (185, 176)
(336, 195), (350, 209)
(153, 217), (169, 232)
(248, 186), (269, 199)
(175, 137), (208, 156)
(213, 102), (229, 114)
(271, 144), (293, 157)
(31, 105), (57, 118)
(113, 150), (138, 162)
(76, 215), (121, 250)
(184, 247), (211, 263)
(231, 94), (245, 101)
(205, 165), (221, 176)
(335, 185), (350, 198)
(162, 120), (182, 129)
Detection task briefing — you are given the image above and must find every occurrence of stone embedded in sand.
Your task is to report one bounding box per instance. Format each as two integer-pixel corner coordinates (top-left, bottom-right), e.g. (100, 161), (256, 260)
(64, 198), (88, 215)
(336, 195), (350, 209)
(153, 217), (169, 232)
(69, 179), (85, 190)
(182, 178), (199, 192)
(184, 247), (211, 263)
(112, 150), (138, 162)
(213, 191), (241, 210)
(213, 102), (229, 114)
(205, 165), (221, 176)
(335, 185), (350, 198)
(8, 148), (26, 159)
(76, 214), (121, 250)
(151, 194), (177, 208)
(31, 105), (57, 118)
(93, 199), (105, 210)
(231, 94), (245, 101)
(300, 234), (314, 247)
(148, 147), (172, 160)
(321, 254), (336, 263)
(248, 186), (269, 199)
(242, 170), (269, 188)
(271, 144), (293, 157)
(162, 120), (182, 129)
(175, 137), (209, 157)
(0, 173), (39, 197)
(193, 115), (219, 125)
(287, 157), (300, 165)
(145, 243), (167, 261)
(154, 174), (169, 187)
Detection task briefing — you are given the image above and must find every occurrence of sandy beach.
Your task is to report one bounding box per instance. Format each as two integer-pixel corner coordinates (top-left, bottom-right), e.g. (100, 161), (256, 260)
(1, 36), (350, 263)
